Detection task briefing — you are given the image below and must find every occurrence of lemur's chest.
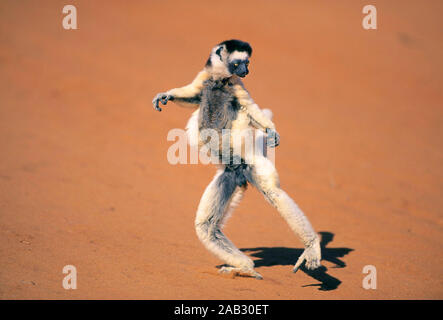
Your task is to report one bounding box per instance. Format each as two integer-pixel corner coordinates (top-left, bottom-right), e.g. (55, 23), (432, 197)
(199, 80), (240, 131)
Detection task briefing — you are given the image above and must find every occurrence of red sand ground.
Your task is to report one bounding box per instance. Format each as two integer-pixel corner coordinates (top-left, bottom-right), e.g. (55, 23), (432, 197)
(0, 1), (442, 299)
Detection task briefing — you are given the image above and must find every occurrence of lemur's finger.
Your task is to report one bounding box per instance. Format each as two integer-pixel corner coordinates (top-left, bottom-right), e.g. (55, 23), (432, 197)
(152, 95), (163, 111)
(267, 137), (278, 148)
(293, 252), (306, 274)
(161, 95), (169, 105)
(154, 101), (162, 112)
(275, 135), (280, 147)
(152, 97), (159, 108)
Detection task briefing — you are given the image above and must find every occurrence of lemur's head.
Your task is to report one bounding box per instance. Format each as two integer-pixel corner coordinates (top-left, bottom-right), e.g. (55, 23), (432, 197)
(205, 39), (252, 79)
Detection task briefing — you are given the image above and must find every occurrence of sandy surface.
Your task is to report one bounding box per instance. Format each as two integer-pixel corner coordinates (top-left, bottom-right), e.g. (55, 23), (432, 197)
(0, 0), (442, 299)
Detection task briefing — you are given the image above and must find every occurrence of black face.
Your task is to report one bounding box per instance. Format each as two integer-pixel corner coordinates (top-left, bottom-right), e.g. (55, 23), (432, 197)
(229, 59), (250, 77)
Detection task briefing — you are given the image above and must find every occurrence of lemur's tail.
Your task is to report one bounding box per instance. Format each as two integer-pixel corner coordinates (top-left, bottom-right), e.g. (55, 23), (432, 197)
(261, 108), (273, 120)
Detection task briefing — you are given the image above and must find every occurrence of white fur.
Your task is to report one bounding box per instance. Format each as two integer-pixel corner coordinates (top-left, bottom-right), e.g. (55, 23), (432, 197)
(229, 51), (249, 62)
(249, 156), (319, 256)
(261, 108), (273, 120)
(208, 46), (231, 79)
(186, 109), (200, 149)
(220, 186), (245, 228)
(195, 171), (254, 269)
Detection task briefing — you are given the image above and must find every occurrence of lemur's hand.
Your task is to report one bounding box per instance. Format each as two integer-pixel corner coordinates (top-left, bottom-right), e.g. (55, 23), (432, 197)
(152, 92), (172, 112)
(266, 128), (280, 148)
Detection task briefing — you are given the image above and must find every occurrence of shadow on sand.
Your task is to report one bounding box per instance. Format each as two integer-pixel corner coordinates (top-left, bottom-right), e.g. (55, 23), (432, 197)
(241, 231), (353, 291)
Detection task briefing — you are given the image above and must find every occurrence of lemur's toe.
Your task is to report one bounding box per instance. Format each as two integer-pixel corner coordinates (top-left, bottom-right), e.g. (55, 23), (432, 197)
(218, 267), (263, 280)
(305, 259), (320, 270)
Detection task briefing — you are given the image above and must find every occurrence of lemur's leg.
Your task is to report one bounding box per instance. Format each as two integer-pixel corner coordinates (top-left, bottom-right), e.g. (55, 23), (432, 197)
(247, 156), (321, 272)
(195, 169), (262, 279)
(217, 185), (263, 279)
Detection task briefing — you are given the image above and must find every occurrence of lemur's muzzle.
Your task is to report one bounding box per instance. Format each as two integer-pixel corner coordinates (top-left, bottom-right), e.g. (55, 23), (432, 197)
(236, 64), (249, 77)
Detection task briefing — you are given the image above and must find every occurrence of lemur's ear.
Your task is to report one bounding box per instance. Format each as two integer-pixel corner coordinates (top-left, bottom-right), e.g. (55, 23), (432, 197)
(215, 44), (227, 61)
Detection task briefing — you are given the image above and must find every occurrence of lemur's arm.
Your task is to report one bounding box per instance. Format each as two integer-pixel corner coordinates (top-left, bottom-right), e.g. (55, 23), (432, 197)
(232, 80), (275, 131)
(232, 79), (280, 147)
(152, 70), (210, 111)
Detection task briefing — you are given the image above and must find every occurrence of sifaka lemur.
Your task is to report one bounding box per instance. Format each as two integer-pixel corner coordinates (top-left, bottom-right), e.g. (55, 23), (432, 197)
(152, 39), (321, 279)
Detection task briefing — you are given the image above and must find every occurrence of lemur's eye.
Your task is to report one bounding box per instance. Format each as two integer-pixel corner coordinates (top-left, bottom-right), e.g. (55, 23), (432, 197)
(234, 63), (239, 67)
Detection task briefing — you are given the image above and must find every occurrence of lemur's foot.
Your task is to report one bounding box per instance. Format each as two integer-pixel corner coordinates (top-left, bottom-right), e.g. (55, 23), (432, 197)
(265, 128), (280, 148)
(152, 92), (172, 112)
(293, 236), (322, 273)
(219, 266), (263, 280)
